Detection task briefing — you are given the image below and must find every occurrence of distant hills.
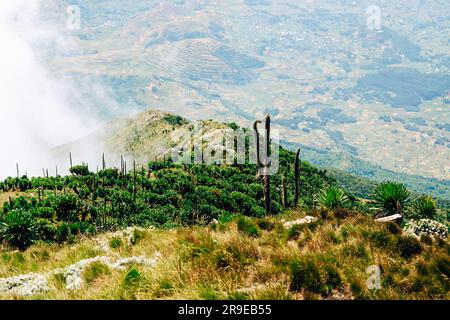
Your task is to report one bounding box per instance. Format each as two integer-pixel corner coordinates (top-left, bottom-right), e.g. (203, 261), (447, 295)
(43, 0), (449, 197)
(51, 109), (450, 207)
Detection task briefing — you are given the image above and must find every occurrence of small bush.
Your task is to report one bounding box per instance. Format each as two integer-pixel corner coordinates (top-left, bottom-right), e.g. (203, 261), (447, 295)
(420, 234), (433, 245)
(256, 218), (275, 231)
(0, 210), (37, 250)
(287, 224), (306, 240)
(408, 196), (437, 220)
(236, 216), (260, 237)
(290, 258), (321, 293)
(130, 229), (146, 245)
(155, 279), (175, 298)
(367, 230), (394, 249)
(433, 256), (450, 278)
(386, 222), (402, 235)
(69, 165), (91, 176)
(289, 257), (342, 295)
(56, 223), (71, 243)
(395, 235), (422, 259)
(83, 261), (111, 284)
(373, 181), (410, 217)
(332, 207), (354, 219)
(122, 267), (143, 289)
(318, 186), (348, 210)
(110, 237), (123, 249)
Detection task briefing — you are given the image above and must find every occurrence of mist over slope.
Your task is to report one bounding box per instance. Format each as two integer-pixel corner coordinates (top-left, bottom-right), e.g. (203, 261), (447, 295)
(0, 1), (123, 178)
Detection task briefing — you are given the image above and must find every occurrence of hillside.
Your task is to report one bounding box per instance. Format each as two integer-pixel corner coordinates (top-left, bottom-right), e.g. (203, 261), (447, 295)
(0, 211), (449, 300)
(0, 111), (449, 300)
(50, 109), (450, 205)
(39, 0), (450, 187)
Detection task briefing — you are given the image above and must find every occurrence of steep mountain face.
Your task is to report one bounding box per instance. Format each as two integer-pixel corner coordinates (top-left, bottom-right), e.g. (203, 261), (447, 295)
(41, 1), (448, 190)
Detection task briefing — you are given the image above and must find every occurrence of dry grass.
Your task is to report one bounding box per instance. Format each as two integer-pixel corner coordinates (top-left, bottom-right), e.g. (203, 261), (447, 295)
(0, 210), (449, 300)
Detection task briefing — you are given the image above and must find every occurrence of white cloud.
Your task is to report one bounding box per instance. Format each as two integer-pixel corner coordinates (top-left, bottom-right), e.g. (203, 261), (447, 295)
(0, 0), (97, 178)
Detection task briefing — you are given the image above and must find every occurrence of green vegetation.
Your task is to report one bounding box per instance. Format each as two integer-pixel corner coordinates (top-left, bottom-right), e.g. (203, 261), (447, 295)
(318, 186), (349, 210)
(0, 210), (448, 300)
(409, 196), (437, 220)
(0, 146), (448, 252)
(0, 147), (339, 250)
(372, 182), (411, 217)
(163, 115), (188, 126)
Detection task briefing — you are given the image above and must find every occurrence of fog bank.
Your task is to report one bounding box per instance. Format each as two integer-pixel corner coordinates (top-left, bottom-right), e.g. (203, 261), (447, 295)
(0, 1), (100, 178)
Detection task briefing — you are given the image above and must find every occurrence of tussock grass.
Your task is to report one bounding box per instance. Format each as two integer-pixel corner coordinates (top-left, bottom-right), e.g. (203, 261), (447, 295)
(0, 210), (448, 300)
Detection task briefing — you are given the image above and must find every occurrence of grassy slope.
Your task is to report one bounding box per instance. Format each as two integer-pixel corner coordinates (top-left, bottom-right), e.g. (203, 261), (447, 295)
(1, 210), (448, 300)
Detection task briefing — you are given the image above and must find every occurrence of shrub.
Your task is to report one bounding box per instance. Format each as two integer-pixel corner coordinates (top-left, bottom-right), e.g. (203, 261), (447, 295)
(256, 218), (275, 231)
(404, 219), (448, 239)
(163, 114), (187, 126)
(289, 257), (341, 295)
(408, 196), (437, 220)
(69, 165), (91, 176)
(35, 219), (57, 242)
(83, 261), (111, 284)
(0, 210), (37, 250)
(290, 258), (321, 292)
(332, 207), (355, 219)
(395, 235), (422, 259)
(372, 182), (410, 217)
(236, 216), (260, 237)
(130, 228), (146, 245)
(386, 221), (402, 235)
(56, 223), (71, 243)
(122, 267), (143, 289)
(318, 186), (348, 210)
(110, 237), (123, 249)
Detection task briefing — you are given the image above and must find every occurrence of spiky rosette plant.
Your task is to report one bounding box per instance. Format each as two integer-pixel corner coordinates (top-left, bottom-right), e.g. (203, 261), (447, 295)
(0, 209), (37, 250)
(318, 185), (348, 211)
(408, 195), (437, 220)
(372, 181), (410, 217)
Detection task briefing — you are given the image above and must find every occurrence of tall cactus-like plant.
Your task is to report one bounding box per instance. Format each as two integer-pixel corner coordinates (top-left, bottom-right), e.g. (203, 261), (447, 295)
(294, 148), (301, 207)
(102, 153), (106, 170)
(254, 115), (272, 215)
(281, 176), (288, 209)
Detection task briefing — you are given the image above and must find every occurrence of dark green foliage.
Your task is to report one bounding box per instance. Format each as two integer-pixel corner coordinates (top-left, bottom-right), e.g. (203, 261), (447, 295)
(0, 210), (37, 250)
(256, 218), (275, 231)
(3, 146), (421, 249)
(83, 261), (111, 284)
(395, 235), (422, 259)
(236, 216), (260, 237)
(70, 165), (91, 176)
(318, 186), (348, 210)
(386, 221), (402, 235)
(110, 237), (123, 249)
(408, 196), (437, 220)
(290, 258), (321, 292)
(289, 257), (341, 294)
(163, 115), (188, 126)
(122, 267), (143, 288)
(373, 181), (410, 217)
